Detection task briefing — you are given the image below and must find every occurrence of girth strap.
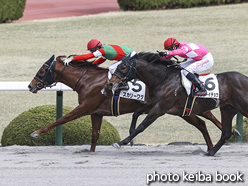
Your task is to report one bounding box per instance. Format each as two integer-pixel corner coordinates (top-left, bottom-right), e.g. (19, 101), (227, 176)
(111, 90), (121, 116)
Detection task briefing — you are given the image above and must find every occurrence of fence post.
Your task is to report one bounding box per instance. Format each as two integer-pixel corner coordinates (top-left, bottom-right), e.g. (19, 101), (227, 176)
(235, 113), (243, 143)
(55, 91), (63, 146)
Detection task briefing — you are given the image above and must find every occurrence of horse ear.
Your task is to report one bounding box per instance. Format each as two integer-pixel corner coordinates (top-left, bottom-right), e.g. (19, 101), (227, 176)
(45, 55), (55, 65)
(56, 56), (66, 62)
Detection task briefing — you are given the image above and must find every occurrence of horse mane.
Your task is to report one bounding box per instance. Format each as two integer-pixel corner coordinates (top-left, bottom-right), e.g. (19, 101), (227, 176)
(136, 52), (161, 62)
(56, 56), (98, 68)
(136, 52), (176, 67)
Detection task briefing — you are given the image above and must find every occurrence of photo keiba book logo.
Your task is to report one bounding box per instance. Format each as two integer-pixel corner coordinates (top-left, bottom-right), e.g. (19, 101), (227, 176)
(146, 171), (244, 184)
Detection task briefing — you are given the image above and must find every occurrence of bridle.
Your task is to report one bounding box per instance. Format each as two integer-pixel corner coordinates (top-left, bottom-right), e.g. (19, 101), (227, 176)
(112, 54), (161, 84)
(33, 55), (89, 92)
(112, 58), (137, 84)
(33, 55), (66, 90)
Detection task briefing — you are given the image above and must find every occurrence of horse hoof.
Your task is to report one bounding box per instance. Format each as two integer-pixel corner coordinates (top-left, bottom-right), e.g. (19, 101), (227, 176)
(233, 129), (241, 136)
(130, 140), (134, 146)
(30, 131), (39, 138)
(112, 143), (121, 149)
(205, 151), (215, 156)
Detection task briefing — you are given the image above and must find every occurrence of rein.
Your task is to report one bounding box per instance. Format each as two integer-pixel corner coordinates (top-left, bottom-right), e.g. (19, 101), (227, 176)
(72, 69), (88, 91)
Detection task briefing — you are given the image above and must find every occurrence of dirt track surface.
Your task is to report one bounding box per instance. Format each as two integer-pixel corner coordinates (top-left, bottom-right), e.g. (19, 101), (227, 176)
(0, 144), (247, 186)
(19, 0), (120, 21)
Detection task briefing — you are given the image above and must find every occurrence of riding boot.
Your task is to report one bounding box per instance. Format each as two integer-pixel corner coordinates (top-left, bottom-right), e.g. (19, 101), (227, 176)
(186, 72), (207, 96)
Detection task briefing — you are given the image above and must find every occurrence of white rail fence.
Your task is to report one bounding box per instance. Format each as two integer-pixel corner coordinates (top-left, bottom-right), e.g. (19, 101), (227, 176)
(0, 81), (72, 145)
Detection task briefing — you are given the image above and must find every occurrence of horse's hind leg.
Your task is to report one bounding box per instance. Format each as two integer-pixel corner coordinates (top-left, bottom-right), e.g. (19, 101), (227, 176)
(207, 105), (237, 156)
(199, 111), (222, 131)
(199, 111), (240, 136)
(90, 114), (103, 152)
(182, 115), (213, 151)
(113, 106), (164, 148)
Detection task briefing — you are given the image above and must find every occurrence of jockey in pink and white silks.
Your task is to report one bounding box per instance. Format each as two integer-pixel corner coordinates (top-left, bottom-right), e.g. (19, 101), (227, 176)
(162, 38), (214, 96)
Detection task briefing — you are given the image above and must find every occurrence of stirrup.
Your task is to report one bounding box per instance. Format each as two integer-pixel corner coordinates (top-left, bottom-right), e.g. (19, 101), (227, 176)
(194, 89), (207, 96)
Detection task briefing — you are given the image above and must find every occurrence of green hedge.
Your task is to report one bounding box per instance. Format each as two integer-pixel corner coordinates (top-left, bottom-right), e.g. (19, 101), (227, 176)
(0, 0), (26, 23)
(1, 105), (120, 146)
(117, 0), (246, 10)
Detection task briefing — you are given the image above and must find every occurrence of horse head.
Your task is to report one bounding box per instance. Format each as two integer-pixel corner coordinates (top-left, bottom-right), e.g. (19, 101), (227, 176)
(28, 55), (66, 93)
(108, 56), (137, 92)
(108, 52), (167, 92)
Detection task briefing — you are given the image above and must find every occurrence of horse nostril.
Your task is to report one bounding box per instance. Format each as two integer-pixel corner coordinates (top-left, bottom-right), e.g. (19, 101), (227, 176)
(28, 84), (33, 91)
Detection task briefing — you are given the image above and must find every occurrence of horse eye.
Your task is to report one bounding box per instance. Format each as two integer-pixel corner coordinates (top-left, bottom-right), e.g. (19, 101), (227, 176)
(121, 64), (127, 70)
(38, 68), (46, 76)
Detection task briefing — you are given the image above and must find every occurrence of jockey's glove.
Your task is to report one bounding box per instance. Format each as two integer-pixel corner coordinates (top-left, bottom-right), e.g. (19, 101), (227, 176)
(157, 50), (167, 57)
(63, 56), (73, 66)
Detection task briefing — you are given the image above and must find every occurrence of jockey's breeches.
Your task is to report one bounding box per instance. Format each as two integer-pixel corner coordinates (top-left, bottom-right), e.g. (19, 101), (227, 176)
(180, 52), (214, 76)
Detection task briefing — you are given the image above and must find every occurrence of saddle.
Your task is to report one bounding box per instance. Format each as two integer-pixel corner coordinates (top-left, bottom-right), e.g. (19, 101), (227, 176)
(181, 72), (219, 116)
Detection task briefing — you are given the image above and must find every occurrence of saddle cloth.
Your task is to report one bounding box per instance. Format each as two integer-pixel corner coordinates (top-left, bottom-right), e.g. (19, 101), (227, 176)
(111, 79), (146, 116)
(181, 71), (219, 99)
(119, 79), (146, 101)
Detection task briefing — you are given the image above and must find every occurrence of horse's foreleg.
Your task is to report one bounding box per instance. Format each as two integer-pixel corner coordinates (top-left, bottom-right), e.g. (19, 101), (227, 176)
(129, 105), (152, 146)
(182, 115), (213, 151)
(31, 104), (91, 137)
(114, 106), (163, 148)
(207, 106), (237, 156)
(90, 114), (103, 152)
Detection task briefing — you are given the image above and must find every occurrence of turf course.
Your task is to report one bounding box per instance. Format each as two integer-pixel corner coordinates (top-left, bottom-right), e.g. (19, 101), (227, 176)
(0, 3), (247, 145)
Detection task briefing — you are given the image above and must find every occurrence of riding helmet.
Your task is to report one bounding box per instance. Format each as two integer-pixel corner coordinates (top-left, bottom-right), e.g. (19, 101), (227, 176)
(164, 38), (179, 50)
(87, 39), (102, 51)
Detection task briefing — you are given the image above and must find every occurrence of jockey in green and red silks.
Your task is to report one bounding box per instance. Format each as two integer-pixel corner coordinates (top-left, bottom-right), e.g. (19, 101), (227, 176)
(63, 39), (136, 81)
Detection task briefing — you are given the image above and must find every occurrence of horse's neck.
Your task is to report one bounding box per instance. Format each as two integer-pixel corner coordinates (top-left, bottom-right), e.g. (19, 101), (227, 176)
(54, 62), (87, 89)
(55, 62), (108, 92)
(136, 60), (168, 88)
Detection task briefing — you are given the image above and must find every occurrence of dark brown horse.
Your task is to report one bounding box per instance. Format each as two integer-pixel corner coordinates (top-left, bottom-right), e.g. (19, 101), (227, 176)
(28, 55), (223, 152)
(108, 52), (247, 156)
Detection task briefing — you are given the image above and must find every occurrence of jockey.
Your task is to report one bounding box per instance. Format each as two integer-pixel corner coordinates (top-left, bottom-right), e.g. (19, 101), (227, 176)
(162, 38), (214, 96)
(63, 39), (136, 90)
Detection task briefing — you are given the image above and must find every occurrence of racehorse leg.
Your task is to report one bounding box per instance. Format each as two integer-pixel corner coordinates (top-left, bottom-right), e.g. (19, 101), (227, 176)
(182, 115), (214, 151)
(113, 106), (164, 148)
(199, 111), (240, 136)
(31, 104), (92, 137)
(90, 114), (103, 152)
(207, 105), (237, 156)
(199, 111), (222, 131)
(129, 105), (152, 146)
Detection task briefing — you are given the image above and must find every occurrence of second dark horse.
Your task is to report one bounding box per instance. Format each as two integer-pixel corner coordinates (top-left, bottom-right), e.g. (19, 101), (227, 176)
(108, 52), (246, 156)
